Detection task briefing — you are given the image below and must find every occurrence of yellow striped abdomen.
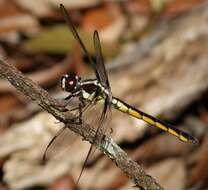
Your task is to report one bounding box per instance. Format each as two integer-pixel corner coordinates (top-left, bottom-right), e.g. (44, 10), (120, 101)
(111, 97), (197, 144)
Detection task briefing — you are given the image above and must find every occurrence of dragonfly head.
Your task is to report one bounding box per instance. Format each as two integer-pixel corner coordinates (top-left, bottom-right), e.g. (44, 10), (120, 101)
(61, 73), (81, 92)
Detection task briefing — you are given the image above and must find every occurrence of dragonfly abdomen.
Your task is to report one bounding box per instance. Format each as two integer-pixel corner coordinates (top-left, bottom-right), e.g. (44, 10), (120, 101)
(111, 97), (142, 118)
(111, 97), (198, 144)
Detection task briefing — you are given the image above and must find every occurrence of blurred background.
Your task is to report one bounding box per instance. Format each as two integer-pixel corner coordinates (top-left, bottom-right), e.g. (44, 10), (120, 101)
(0, 0), (207, 190)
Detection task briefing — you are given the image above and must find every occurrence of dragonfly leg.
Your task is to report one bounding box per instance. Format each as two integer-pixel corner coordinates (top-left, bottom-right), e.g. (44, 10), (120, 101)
(62, 94), (74, 107)
(76, 97), (87, 124)
(73, 102), (84, 125)
(49, 94), (74, 112)
(65, 94), (73, 100)
(50, 100), (69, 112)
(51, 94), (76, 113)
(110, 127), (113, 135)
(67, 98), (86, 125)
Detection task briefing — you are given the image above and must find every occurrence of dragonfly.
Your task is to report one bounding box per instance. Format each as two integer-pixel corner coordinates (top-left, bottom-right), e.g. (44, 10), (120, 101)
(45, 3), (198, 186)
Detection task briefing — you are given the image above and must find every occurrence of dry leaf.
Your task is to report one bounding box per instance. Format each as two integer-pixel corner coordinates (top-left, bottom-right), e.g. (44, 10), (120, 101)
(189, 134), (208, 186)
(147, 158), (186, 190)
(47, 175), (75, 190)
(132, 133), (194, 163)
(23, 25), (117, 57)
(82, 4), (126, 44)
(164, 0), (204, 16)
(15, 0), (51, 17)
(49, 0), (99, 9)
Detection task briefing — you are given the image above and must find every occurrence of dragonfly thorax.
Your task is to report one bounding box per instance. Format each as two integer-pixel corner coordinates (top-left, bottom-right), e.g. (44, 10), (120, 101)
(61, 73), (81, 93)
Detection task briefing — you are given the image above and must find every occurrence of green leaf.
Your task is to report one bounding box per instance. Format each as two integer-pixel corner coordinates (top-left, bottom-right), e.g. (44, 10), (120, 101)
(23, 25), (118, 58)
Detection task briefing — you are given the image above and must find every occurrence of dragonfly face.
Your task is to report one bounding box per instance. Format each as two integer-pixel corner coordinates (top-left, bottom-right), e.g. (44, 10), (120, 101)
(61, 73), (81, 93)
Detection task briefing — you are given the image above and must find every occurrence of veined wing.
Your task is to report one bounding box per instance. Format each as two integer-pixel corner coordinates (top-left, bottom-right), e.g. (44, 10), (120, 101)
(93, 31), (111, 92)
(76, 96), (111, 186)
(60, 4), (100, 83)
(42, 126), (67, 162)
(42, 97), (90, 162)
(77, 31), (113, 185)
(76, 31), (113, 185)
(60, 4), (112, 186)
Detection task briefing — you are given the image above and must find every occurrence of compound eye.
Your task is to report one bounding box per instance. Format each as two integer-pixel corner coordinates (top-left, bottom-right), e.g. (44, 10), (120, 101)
(67, 77), (76, 92)
(61, 74), (77, 92)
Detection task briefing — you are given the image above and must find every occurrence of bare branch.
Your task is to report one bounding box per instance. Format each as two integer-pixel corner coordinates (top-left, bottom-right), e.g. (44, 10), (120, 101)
(0, 59), (164, 189)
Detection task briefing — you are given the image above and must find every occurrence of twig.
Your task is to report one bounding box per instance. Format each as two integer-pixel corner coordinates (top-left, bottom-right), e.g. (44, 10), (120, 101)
(0, 56), (73, 92)
(0, 59), (164, 190)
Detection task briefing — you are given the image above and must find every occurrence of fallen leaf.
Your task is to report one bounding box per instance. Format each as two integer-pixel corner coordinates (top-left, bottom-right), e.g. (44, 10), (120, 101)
(132, 133), (194, 164)
(125, 0), (152, 15)
(23, 25), (118, 57)
(1, 112), (91, 190)
(147, 158), (186, 190)
(47, 175), (75, 190)
(0, 95), (19, 113)
(15, 0), (51, 17)
(164, 0), (204, 16)
(0, 14), (38, 34)
(82, 3), (125, 44)
(150, 0), (166, 12)
(189, 134), (208, 186)
(82, 5), (117, 31)
(49, 0), (99, 10)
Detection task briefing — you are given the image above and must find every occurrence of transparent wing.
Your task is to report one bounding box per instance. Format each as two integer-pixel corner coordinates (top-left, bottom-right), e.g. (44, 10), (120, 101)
(93, 31), (111, 91)
(42, 97), (84, 162)
(60, 4), (112, 187)
(76, 98), (111, 186)
(76, 32), (112, 184)
(60, 4), (100, 82)
(42, 125), (79, 162)
(42, 126), (67, 162)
